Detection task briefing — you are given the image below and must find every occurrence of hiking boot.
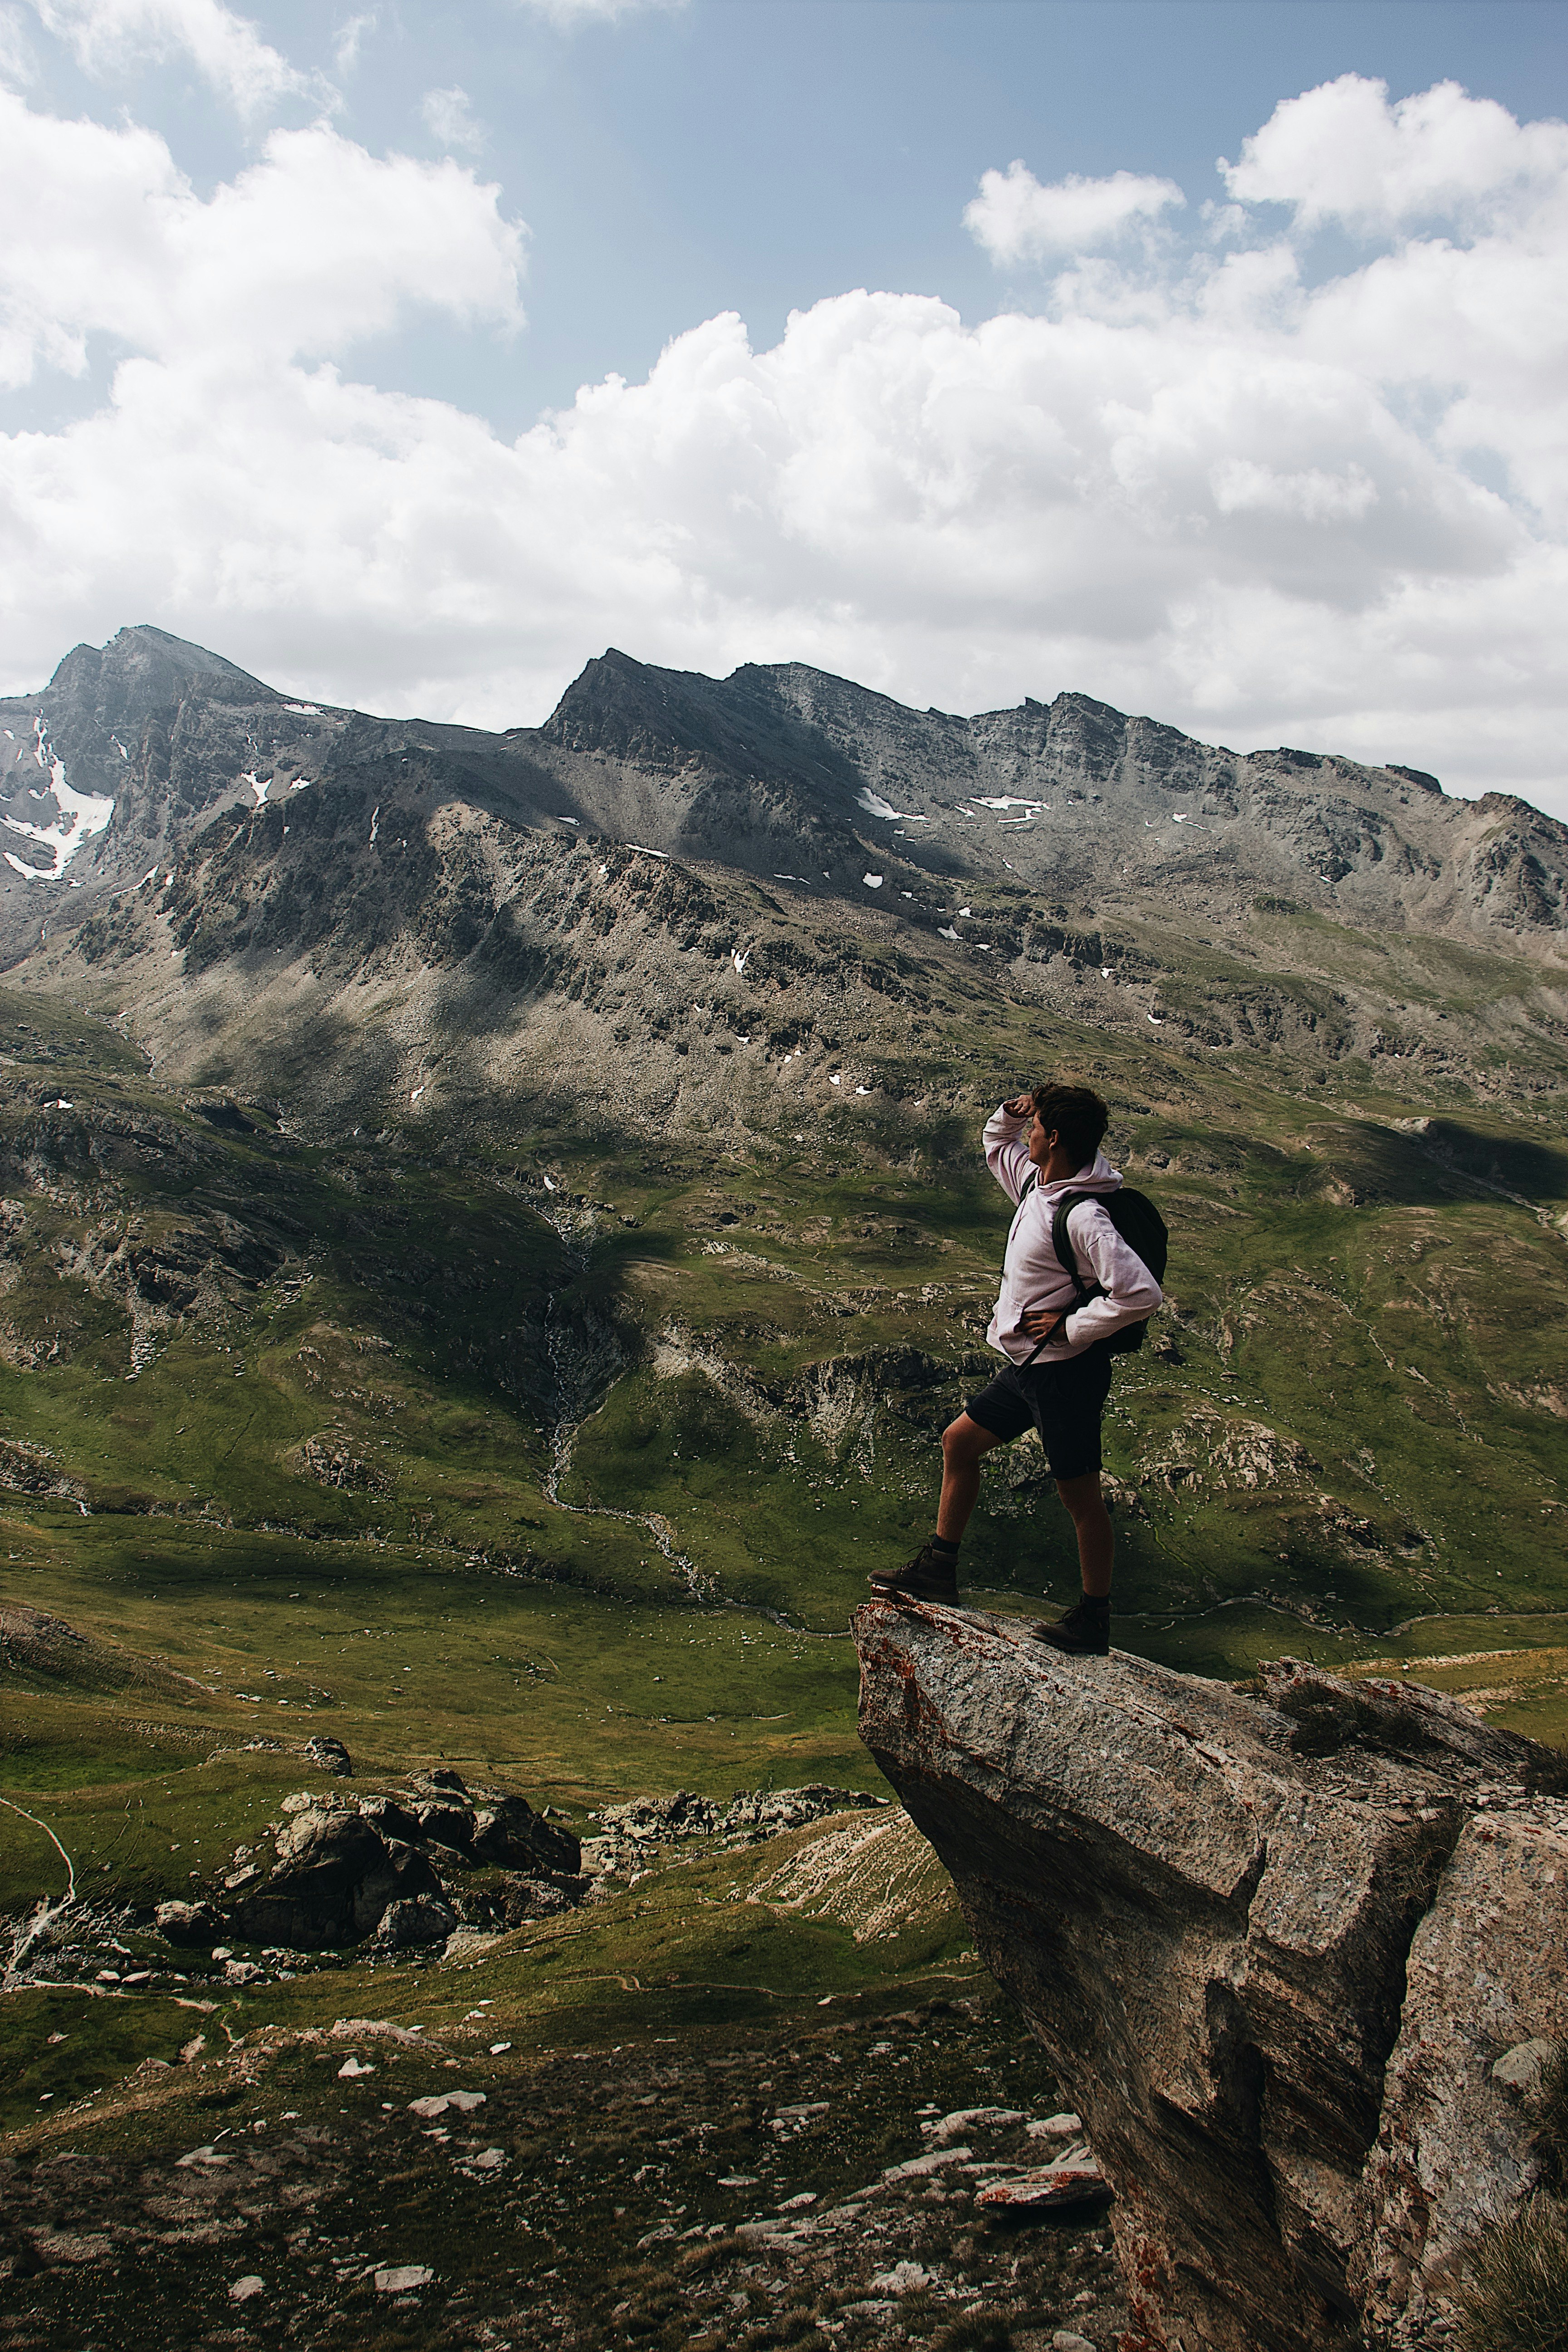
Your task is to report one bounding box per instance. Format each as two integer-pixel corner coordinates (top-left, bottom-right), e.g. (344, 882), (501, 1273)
(868, 1544), (960, 1606)
(1031, 1596), (1110, 1656)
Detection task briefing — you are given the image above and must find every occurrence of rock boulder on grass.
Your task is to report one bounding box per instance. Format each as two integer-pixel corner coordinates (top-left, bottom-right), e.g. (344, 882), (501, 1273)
(232, 1810), (441, 1950)
(375, 1894), (457, 1949)
(155, 1899), (223, 1946)
(410, 1800), (477, 1850)
(357, 1793), (423, 1843)
(469, 1794), (580, 1876)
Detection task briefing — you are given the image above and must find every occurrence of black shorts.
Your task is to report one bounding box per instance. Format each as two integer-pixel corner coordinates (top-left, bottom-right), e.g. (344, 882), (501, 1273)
(964, 1348), (1113, 1482)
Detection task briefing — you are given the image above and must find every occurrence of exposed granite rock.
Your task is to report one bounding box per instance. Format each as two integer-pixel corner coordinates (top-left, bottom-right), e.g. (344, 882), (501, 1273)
(150, 1780), (586, 1955)
(374, 1893), (458, 1950)
(468, 1793), (581, 1876)
(153, 1899), (223, 1946)
(230, 1809), (440, 1950)
(583, 1784), (887, 1878)
(853, 1601), (1567, 2352)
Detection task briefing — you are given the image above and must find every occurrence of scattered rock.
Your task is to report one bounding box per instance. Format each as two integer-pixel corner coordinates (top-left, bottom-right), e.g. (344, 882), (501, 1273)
(584, 1784), (885, 1877)
(868, 2261), (930, 2293)
(411, 1799), (476, 1850)
(228, 2277), (265, 2303)
(921, 2106), (1024, 2143)
(154, 1900), (222, 1947)
(293, 1435), (391, 1495)
(977, 2153), (1110, 2213)
(1029, 2112), (1084, 2139)
(375, 1895), (457, 1950)
(374, 2265), (432, 2293)
(306, 1735), (352, 1777)
(358, 1793), (422, 1842)
(408, 2091), (485, 2119)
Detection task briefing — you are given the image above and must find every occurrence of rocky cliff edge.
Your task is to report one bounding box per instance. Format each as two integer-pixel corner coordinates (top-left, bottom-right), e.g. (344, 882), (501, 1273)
(853, 1598), (1568, 2352)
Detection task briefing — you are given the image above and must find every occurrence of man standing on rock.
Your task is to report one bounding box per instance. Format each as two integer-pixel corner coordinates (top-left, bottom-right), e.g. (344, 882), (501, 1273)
(871, 1084), (1162, 1654)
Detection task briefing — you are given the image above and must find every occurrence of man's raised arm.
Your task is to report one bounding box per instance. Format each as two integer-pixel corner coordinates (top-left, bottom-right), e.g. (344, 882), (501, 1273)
(984, 1093), (1036, 1204)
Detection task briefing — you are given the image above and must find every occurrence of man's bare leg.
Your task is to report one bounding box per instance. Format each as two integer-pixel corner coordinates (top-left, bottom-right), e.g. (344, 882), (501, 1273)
(870, 1413), (1003, 1601)
(1054, 1471), (1113, 1599)
(1033, 1471), (1113, 1653)
(936, 1412), (1005, 1543)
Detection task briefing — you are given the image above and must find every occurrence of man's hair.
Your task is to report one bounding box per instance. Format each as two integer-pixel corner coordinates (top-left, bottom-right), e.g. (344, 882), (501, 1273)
(1030, 1082), (1109, 1170)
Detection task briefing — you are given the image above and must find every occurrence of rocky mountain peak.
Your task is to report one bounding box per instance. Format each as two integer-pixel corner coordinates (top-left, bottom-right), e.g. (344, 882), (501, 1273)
(48, 625), (278, 734)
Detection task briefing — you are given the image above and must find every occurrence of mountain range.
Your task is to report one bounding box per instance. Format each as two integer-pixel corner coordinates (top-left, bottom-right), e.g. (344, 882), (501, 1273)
(0, 625), (1563, 1137)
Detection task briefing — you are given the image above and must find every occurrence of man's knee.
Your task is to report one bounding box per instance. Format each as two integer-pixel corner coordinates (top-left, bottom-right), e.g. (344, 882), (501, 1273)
(1055, 1470), (1108, 1520)
(942, 1412), (997, 1468)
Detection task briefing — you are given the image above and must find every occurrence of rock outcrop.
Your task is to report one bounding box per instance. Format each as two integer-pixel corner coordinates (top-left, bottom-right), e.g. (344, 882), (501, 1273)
(203, 1776), (588, 1953)
(853, 1600), (1568, 2352)
(230, 1807), (442, 1950)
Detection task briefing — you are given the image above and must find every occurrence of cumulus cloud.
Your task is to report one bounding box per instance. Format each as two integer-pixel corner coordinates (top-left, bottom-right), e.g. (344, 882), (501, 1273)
(1222, 71), (1568, 234)
(965, 162), (1185, 263)
(0, 72), (1564, 816)
(422, 84), (484, 153)
(0, 94), (525, 387)
(31, 0), (326, 119)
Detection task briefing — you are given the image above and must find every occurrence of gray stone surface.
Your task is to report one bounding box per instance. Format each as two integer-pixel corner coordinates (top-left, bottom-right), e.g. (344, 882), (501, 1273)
(853, 1598), (1565, 2352)
(231, 1808), (440, 1950)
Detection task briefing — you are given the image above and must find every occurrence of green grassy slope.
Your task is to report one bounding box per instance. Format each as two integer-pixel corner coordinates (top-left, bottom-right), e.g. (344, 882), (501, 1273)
(0, 926), (1565, 2158)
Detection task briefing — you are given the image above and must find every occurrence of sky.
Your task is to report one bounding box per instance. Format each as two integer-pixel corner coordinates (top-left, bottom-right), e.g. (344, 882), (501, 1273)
(1, 0), (1566, 815)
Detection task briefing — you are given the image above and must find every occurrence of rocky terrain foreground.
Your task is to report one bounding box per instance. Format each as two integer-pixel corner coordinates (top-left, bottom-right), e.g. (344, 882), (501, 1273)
(855, 1599), (1568, 2352)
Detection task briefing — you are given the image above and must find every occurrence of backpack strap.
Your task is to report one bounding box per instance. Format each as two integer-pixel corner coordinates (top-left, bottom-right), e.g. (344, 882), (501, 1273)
(1050, 1190), (1106, 1313)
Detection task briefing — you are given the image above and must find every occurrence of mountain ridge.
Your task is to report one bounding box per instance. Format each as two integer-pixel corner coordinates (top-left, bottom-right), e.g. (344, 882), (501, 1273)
(0, 624), (1560, 1141)
(2, 624), (1563, 945)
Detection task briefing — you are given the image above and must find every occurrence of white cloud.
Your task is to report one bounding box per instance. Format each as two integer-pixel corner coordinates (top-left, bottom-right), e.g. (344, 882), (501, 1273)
(0, 94), (525, 386)
(422, 84), (484, 153)
(31, 0), (326, 119)
(1222, 72), (1568, 234)
(965, 162), (1185, 264)
(333, 10), (374, 75)
(511, 0), (681, 25)
(0, 74), (1564, 817)
(0, 5), (38, 83)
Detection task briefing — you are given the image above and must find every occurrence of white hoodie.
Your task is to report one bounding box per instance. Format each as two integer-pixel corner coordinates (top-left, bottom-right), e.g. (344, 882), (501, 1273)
(983, 1104), (1163, 1366)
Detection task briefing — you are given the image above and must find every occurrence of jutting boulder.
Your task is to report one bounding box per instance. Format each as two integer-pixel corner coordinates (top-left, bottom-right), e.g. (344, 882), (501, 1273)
(853, 1599), (1568, 2352)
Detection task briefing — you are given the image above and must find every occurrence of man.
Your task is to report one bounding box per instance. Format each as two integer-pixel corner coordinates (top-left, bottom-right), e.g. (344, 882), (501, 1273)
(869, 1082), (1162, 1655)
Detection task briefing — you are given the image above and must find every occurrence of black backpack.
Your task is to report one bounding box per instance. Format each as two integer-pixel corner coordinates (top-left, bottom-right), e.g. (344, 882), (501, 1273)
(1011, 1172), (1168, 1357)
